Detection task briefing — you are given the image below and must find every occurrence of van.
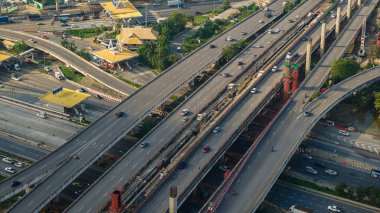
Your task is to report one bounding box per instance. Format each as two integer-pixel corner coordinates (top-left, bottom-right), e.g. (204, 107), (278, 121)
(338, 130), (349, 136)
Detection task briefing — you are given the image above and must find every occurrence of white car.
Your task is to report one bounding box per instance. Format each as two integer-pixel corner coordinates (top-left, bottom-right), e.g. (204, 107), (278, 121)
(271, 66), (278, 72)
(2, 157), (13, 164)
(11, 75), (20, 81)
(251, 88), (257, 94)
(44, 66), (52, 72)
(239, 65), (243, 70)
(139, 142), (148, 148)
(259, 19), (264, 23)
(305, 166), (318, 175)
(328, 205), (341, 212)
(219, 165), (228, 171)
(14, 162), (25, 168)
(182, 117), (189, 122)
(4, 167), (15, 174)
(302, 153), (312, 160)
(275, 28), (280, 33)
(338, 130), (349, 136)
(180, 109), (189, 116)
(213, 127), (220, 133)
(70, 24), (79, 28)
(255, 44), (263, 48)
(325, 169), (338, 176)
(27, 39), (36, 43)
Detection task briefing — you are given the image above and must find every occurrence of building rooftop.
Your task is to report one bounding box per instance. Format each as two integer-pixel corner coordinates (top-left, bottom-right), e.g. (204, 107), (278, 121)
(2, 40), (15, 49)
(0, 51), (13, 62)
(93, 48), (138, 64)
(117, 27), (158, 45)
(101, 0), (142, 19)
(40, 87), (91, 108)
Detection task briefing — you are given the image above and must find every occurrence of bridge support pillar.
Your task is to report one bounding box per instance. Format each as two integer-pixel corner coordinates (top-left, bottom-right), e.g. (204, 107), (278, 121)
(55, 0), (60, 13)
(306, 38), (312, 75)
(169, 186), (178, 213)
(320, 22), (326, 57)
(335, 4), (341, 38)
(347, 0), (352, 20)
(358, 0), (362, 6)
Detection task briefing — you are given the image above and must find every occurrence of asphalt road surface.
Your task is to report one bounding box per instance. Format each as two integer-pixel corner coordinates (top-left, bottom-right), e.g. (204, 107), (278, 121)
(0, 134), (47, 161)
(66, 0), (313, 211)
(1, 0), (287, 211)
(215, 1), (379, 211)
(266, 184), (377, 213)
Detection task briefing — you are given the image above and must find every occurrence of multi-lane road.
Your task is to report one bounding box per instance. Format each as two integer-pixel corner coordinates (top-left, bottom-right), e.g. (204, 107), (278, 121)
(214, 1), (379, 211)
(266, 184), (377, 213)
(1, 1), (287, 211)
(65, 1), (322, 212)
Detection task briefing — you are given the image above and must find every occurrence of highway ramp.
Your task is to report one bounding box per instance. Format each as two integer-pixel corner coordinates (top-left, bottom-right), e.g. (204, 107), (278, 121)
(214, 0), (379, 212)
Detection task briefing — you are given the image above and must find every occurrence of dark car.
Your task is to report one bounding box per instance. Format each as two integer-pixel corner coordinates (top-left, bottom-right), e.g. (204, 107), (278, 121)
(95, 94), (102, 99)
(11, 181), (21, 187)
(209, 44), (216, 48)
(178, 161), (187, 169)
(195, 11), (202, 15)
(115, 112), (125, 118)
(314, 162), (326, 168)
(237, 61), (244, 65)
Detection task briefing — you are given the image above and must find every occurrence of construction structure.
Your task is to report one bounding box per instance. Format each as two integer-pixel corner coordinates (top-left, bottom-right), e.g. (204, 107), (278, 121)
(305, 37), (312, 75)
(347, 0), (352, 20)
(320, 21), (326, 57)
(169, 186), (178, 213)
(101, 0), (142, 25)
(117, 27), (158, 50)
(109, 190), (124, 213)
(335, 3), (341, 37)
(39, 87), (90, 114)
(92, 39), (138, 70)
(283, 63), (300, 101)
(358, 17), (366, 57)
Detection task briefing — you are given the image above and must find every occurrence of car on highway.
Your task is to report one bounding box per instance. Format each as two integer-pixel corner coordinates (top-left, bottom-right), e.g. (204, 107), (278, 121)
(274, 28), (280, 33)
(76, 88), (86, 92)
(44, 66), (52, 72)
(223, 73), (231, 77)
(253, 54), (258, 58)
(115, 112), (125, 118)
(338, 130), (349, 136)
(209, 44), (216, 48)
(327, 205), (341, 212)
(27, 39), (36, 43)
(259, 19), (264, 23)
(195, 10), (202, 15)
(36, 111), (47, 119)
(182, 117), (189, 122)
(301, 153), (312, 160)
(95, 94), (102, 99)
(60, 22), (69, 27)
(202, 146), (210, 153)
(71, 24), (79, 28)
(271, 66), (278, 72)
(72, 182), (82, 187)
(2, 157), (13, 164)
(4, 167), (16, 174)
(219, 165), (228, 171)
(213, 127), (220, 133)
(303, 111), (312, 117)
(139, 142), (148, 148)
(251, 88), (257, 94)
(325, 169), (338, 176)
(240, 31), (247, 36)
(178, 161), (187, 169)
(14, 162), (25, 168)
(239, 65), (243, 70)
(180, 109), (189, 116)
(73, 155), (79, 159)
(302, 37), (308, 41)
(305, 166), (318, 175)
(255, 44), (263, 48)
(314, 162), (326, 168)
(237, 61), (244, 65)
(74, 189), (83, 195)
(41, 35), (49, 39)
(24, 59), (32, 63)
(11, 181), (21, 187)
(11, 74), (20, 81)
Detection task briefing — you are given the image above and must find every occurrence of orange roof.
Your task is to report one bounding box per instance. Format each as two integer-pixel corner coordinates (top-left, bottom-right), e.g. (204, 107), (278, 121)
(2, 40), (15, 48)
(93, 49), (138, 63)
(0, 51), (13, 62)
(101, 1), (142, 19)
(117, 27), (158, 45)
(40, 88), (90, 108)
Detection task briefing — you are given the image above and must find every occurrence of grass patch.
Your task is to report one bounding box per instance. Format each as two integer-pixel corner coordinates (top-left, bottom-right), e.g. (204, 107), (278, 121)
(0, 150), (33, 164)
(117, 77), (142, 89)
(64, 26), (113, 38)
(279, 174), (338, 195)
(0, 191), (26, 209)
(0, 175), (6, 182)
(35, 59), (52, 66)
(194, 15), (210, 25)
(37, 22), (45, 25)
(34, 68), (48, 74)
(59, 66), (84, 83)
(169, 95), (178, 101)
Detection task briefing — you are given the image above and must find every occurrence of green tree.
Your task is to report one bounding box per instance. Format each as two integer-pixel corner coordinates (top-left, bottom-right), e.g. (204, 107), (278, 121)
(369, 45), (379, 64)
(76, 49), (91, 61)
(310, 91), (322, 101)
(374, 92), (380, 111)
(335, 182), (348, 196)
(284, 2), (295, 12)
(221, 0), (231, 11)
(330, 58), (360, 83)
(9, 41), (31, 54)
(221, 40), (248, 62)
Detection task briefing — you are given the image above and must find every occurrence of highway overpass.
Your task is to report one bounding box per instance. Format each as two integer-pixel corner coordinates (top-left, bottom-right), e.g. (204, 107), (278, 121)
(64, 1), (323, 212)
(1, 0), (287, 211)
(138, 1), (345, 212)
(0, 29), (135, 96)
(209, 0), (379, 212)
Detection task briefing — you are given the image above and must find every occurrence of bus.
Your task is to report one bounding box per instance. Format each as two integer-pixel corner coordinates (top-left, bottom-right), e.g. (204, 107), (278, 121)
(371, 169), (380, 178)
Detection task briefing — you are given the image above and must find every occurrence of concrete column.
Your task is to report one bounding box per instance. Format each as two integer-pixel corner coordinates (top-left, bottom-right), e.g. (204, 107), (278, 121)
(169, 186), (178, 213)
(320, 22), (326, 57)
(55, 0), (60, 13)
(347, 0), (352, 20)
(358, 0), (362, 6)
(335, 5), (341, 37)
(306, 38), (312, 75)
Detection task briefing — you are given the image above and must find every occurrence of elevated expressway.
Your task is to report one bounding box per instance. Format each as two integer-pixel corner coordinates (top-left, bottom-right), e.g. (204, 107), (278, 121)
(0, 29), (135, 96)
(138, 2), (347, 212)
(1, 0), (287, 211)
(64, 1), (323, 212)
(211, 0), (379, 212)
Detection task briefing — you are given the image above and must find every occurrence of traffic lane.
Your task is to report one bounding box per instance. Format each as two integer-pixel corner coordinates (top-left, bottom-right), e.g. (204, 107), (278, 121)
(288, 155), (380, 188)
(66, 1), (290, 211)
(0, 0), (284, 203)
(0, 135), (47, 161)
(266, 183), (376, 213)
(216, 1), (378, 211)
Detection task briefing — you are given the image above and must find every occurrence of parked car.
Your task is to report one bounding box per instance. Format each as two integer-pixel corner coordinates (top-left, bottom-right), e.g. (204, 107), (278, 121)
(209, 44), (216, 48)
(223, 73), (231, 77)
(259, 19), (264, 23)
(95, 94), (102, 99)
(4, 167), (16, 174)
(2, 157), (13, 164)
(182, 117), (189, 122)
(305, 166), (318, 175)
(44, 66), (52, 72)
(76, 88), (86, 92)
(14, 162), (25, 168)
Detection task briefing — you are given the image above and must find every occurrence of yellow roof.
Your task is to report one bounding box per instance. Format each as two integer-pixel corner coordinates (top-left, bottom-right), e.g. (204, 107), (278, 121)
(93, 49), (138, 63)
(2, 40), (15, 48)
(40, 87), (90, 108)
(0, 51), (13, 62)
(101, 1), (142, 19)
(118, 27), (158, 45)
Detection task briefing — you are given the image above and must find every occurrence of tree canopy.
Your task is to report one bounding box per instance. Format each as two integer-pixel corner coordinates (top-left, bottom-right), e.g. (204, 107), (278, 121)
(330, 58), (360, 83)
